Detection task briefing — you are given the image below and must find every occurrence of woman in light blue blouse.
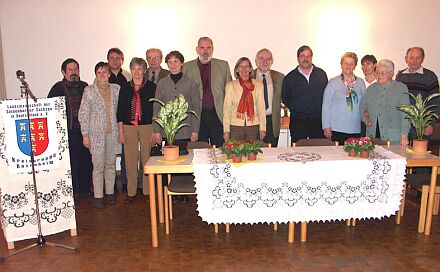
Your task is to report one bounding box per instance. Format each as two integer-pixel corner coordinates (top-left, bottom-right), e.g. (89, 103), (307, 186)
(322, 52), (366, 145)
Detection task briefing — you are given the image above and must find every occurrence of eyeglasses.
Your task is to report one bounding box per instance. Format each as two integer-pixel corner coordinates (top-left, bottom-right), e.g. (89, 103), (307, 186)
(147, 56), (161, 61)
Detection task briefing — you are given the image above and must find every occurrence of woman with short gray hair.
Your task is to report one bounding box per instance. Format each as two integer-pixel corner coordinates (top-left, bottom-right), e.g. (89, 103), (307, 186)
(359, 59), (410, 145)
(117, 57), (156, 203)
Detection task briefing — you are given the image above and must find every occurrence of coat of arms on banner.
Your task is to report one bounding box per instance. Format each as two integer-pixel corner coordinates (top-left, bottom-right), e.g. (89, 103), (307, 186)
(1, 99), (60, 174)
(15, 118), (49, 156)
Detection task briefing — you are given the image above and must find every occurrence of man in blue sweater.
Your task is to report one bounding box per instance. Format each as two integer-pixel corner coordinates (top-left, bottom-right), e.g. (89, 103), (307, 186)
(396, 47), (439, 140)
(281, 45), (328, 143)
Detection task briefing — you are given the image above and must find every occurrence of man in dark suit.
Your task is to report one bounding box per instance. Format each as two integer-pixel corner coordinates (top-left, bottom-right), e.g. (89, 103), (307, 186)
(252, 48), (284, 147)
(146, 48), (170, 85)
(182, 37), (232, 147)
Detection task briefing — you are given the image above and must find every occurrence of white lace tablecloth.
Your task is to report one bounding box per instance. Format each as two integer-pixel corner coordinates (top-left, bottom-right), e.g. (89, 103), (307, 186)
(193, 146), (406, 224)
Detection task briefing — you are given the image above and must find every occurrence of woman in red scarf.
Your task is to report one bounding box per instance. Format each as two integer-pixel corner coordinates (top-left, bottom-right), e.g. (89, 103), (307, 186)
(117, 58), (156, 203)
(223, 57), (266, 141)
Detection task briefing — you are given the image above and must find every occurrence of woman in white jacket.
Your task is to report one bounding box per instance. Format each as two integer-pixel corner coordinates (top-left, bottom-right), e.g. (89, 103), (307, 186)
(79, 62), (121, 208)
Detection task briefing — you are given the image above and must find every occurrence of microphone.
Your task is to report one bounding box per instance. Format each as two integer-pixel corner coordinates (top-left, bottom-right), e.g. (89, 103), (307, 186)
(16, 70), (25, 80)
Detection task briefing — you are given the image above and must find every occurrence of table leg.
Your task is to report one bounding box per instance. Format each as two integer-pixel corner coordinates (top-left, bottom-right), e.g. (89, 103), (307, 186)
(149, 174), (158, 247)
(156, 175), (164, 224)
(301, 222), (307, 242)
(288, 221), (294, 243)
(164, 186), (169, 235)
(425, 166), (438, 235)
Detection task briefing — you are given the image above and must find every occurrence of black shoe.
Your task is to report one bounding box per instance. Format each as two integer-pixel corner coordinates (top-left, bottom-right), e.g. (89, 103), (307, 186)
(94, 198), (105, 209)
(107, 194), (116, 205)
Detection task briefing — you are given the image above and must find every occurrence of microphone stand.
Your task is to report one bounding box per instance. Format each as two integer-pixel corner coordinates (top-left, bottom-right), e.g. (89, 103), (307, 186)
(1, 76), (79, 263)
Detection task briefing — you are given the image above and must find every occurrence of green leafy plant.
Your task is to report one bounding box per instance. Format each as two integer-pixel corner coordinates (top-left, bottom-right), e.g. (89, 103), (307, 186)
(149, 94), (197, 145)
(243, 140), (263, 155)
(398, 92), (440, 140)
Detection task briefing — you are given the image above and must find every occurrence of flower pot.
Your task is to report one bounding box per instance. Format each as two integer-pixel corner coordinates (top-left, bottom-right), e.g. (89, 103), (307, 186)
(227, 154), (233, 159)
(360, 151), (370, 158)
(232, 155), (242, 163)
(412, 139), (428, 153)
(247, 153), (257, 161)
(163, 145), (179, 161)
(281, 116), (290, 127)
(348, 149), (357, 157)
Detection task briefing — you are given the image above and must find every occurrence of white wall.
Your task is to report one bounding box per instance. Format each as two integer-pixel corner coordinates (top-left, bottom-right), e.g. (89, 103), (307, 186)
(1, 0), (440, 98)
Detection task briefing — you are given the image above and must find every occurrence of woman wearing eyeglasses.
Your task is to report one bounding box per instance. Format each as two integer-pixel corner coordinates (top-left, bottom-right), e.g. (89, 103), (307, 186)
(322, 52), (366, 145)
(223, 57), (266, 141)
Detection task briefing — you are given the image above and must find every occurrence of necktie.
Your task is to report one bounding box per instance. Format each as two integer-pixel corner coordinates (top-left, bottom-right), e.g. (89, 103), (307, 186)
(263, 74), (269, 110)
(151, 71), (156, 83)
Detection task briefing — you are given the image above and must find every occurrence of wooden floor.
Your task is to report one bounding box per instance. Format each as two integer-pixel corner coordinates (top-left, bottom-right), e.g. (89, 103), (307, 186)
(1, 190), (440, 271)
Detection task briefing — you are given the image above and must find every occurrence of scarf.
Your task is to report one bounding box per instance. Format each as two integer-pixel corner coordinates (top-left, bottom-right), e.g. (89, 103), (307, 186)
(236, 78), (255, 121)
(130, 79), (145, 126)
(341, 74), (358, 112)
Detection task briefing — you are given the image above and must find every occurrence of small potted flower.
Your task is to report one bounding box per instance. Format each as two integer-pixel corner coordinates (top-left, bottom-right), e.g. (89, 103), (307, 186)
(243, 140), (263, 160)
(220, 139), (240, 159)
(343, 137), (359, 157)
(281, 102), (290, 126)
(357, 136), (374, 158)
(229, 141), (246, 163)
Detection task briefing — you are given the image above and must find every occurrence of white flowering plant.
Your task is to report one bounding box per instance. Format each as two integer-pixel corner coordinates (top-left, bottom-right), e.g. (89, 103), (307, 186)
(149, 94), (198, 145)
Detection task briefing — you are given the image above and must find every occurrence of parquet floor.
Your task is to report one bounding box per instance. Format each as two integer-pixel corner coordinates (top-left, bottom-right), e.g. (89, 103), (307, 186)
(1, 190), (440, 271)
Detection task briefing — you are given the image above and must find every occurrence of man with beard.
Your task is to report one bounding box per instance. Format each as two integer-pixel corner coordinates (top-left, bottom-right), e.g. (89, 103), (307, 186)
(182, 37), (232, 147)
(281, 45), (328, 143)
(48, 58), (92, 201)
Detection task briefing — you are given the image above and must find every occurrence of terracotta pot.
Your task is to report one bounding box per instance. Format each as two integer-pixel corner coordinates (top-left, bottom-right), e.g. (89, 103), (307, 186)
(247, 153), (257, 161)
(360, 151), (370, 158)
(348, 149), (357, 157)
(412, 139), (428, 153)
(232, 156), (242, 163)
(227, 154), (233, 159)
(163, 145), (179, 161)
(281, 116), (290, 127)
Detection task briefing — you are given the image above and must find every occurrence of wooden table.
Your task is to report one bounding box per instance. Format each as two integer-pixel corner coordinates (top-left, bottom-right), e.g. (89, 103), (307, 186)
(385, 145), (440, 235)
(144, 145), (440, 247)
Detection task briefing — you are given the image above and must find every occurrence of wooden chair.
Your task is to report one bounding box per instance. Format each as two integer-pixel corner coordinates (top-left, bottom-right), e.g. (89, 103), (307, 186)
(397, 173), (440, 233)
(289, 138), (338, 242)
(164, 141), (211, 234)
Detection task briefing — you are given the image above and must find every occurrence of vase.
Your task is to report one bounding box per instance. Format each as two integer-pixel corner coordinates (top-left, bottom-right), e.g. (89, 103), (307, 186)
(247, 153), (257, 161)
(232, 155), (242, 163)
(412, 139), (428, 153)
(348, 150), (357, 157)
(360, 151), (369, 158)
(163, 145), (179, 161)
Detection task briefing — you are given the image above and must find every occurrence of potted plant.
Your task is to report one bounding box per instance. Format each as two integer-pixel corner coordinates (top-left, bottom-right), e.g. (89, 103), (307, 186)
(398, 92), (440, 153)
(243, 140), (263, 160)
(220, 139), (240, 159)
(149, 94), (197, 161)
(343, 137), (359, 157)
(228, 141), (246, 163)
(281, 102), (290, 126)
(357, 136), (374, 158)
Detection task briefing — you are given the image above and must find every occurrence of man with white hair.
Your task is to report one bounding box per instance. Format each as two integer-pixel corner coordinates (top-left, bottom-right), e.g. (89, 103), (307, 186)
(252, 48), (284, 146)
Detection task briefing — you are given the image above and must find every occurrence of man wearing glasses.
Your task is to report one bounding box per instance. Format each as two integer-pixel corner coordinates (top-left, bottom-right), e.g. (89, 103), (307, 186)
(146, 48), (170, 85)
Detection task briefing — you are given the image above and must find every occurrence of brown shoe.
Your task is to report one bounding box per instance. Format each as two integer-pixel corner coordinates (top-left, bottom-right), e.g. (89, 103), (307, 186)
(124, 195), (135, 203)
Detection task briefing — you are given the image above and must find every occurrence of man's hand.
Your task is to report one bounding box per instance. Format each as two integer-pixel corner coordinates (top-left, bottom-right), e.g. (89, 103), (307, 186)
(323, 128), (332, 139)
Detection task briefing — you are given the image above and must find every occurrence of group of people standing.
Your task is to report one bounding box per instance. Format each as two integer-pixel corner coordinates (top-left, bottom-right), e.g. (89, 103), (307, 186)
(47, 37), (439, 208)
